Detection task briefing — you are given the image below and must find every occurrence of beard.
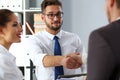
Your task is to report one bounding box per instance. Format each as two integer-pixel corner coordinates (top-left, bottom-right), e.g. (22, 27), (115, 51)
(45, 21), (63, 31)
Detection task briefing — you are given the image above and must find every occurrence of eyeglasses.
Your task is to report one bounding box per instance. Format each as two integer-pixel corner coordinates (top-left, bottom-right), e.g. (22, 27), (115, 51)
(43, 12), (63, 19)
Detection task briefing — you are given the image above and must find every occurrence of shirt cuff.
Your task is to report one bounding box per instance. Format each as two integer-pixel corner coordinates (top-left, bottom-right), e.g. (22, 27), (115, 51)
(34, 53), (47, 67)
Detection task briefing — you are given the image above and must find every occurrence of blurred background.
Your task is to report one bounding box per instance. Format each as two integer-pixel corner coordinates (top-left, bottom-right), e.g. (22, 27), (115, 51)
(0, 0), (108, 80)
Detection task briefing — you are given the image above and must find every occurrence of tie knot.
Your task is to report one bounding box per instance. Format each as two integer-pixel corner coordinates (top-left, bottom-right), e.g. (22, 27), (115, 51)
(54, 36), (59, 40)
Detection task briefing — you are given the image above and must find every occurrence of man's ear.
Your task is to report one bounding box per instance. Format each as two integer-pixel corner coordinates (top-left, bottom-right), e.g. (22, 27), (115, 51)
(41, 13), (45, 21)
(110, 0), (115, 7)
(0, 27), (3, 34)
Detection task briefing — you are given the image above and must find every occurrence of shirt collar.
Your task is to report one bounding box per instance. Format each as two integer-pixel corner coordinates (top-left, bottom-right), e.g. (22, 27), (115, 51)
(0, 44), (16, 60)
(116, 17), (120, 20)
(44, 29), (62, 40)
(0, 44), (8, 53)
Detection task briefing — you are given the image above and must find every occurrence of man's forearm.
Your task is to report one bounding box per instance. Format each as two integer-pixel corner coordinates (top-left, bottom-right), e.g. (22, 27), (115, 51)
(43, 55), (64, 67)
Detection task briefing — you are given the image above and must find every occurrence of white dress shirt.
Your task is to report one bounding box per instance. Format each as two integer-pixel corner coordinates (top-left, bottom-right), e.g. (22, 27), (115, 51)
(26, 29), (87, 80)
(0, 45), (23, 80)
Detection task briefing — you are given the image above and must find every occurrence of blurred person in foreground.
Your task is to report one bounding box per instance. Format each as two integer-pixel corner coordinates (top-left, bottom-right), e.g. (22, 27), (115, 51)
(87, 0), (120, 80)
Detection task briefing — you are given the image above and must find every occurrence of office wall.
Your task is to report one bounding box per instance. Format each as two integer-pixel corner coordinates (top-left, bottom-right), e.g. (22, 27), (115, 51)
(61, 0), (108, 52)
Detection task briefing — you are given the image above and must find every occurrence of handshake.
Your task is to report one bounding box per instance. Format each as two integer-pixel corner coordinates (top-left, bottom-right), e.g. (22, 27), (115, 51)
(61, 52), (83, 69)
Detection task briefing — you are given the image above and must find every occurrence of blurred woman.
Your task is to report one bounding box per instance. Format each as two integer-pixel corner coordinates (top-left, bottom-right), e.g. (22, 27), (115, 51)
(0, 9), (23, 80)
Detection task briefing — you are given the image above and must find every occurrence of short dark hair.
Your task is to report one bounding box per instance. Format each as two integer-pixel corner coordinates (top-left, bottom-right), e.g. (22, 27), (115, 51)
(0, 9), (14, 27)
(116, 0), (120, 9)
(41, 0), (62, 13)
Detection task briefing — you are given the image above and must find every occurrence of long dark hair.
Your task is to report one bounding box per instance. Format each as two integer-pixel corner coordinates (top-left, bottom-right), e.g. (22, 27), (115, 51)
(0, 9), (14, 27)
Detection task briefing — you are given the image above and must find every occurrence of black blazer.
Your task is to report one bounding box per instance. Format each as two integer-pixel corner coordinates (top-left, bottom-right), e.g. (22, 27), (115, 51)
(87, 20), (120, 80)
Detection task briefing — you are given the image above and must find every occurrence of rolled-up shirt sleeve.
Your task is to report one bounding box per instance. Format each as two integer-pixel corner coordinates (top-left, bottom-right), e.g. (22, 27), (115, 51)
(25, 36), (47, 67)
(34, 53), (47, 66)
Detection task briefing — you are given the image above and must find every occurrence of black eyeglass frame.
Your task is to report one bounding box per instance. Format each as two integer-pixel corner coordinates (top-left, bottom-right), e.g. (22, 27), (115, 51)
(43, 12), (64, 19)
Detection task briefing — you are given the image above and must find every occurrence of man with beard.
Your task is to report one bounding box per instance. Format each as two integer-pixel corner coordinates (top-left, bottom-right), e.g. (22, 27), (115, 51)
(26, 0), (87, 80)
(87, 0), (120, 80)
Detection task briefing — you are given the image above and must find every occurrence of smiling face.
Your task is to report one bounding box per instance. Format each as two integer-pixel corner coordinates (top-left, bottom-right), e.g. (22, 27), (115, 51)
(1, 14), (23, 44)
(42, 5), (63, 34)
(0, 13), (23, 49)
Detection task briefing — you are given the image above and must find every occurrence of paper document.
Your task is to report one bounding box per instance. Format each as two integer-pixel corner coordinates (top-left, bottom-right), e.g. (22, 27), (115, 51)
(57, 78), (75, 80)
(57, 76), (84, 80)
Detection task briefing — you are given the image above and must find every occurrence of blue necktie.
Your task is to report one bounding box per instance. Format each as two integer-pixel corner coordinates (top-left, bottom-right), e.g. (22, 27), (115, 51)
(54, 36), (64, 80)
